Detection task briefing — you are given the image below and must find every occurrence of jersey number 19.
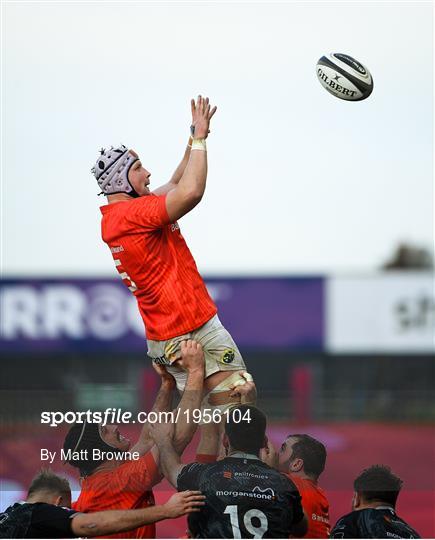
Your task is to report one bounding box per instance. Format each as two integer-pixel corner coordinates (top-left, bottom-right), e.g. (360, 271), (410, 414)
(224, 505), (268, 539)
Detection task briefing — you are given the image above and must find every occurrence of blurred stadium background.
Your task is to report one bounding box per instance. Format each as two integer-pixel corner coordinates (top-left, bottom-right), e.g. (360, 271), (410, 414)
(1, 250), (434, 537)
(2, 2), (434, 538)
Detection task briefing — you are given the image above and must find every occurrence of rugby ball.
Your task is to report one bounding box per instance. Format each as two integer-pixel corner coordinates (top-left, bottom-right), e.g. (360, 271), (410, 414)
(316, 53), (373, 101)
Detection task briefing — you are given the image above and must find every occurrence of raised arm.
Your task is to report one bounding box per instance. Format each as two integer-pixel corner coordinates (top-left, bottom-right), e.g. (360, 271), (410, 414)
(165, 95), (217, 222)
(148, 340), (205, 484)
(71, 491), (205, 537)
(130, 365), (176, 456)
(172, 340), (205, 454)
(131, 340), (203, 458)
(149, 419), (184, 488)
(152, 137), (193, 196)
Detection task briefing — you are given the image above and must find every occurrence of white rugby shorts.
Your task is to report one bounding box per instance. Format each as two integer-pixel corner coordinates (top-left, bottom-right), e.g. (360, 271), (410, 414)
(147, 315), (246, 393)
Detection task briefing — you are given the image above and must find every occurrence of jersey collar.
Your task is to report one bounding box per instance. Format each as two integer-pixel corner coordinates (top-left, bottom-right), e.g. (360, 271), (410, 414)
(227, 451), (260, 460)
(375, 506), (395, 512)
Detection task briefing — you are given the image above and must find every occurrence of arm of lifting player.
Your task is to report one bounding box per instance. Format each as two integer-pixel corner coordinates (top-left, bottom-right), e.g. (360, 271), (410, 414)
(172, 340), (205, 455)
(149, 421), (185, 488)
(70, 491), (205, 537)
(130, 366), (177, 456)
(135, 341), (205, 458)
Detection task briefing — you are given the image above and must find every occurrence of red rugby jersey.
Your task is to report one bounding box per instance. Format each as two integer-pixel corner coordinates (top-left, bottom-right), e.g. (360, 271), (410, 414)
(100, 194), (217, 341)
(73, 451), (162, 539)
(287, 474), (330, 538)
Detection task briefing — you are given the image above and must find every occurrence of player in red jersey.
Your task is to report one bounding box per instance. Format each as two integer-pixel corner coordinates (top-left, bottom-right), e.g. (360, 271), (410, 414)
(63, 340), (205, 539)
(92, 96), (254, 459)
(278, 434), (330, 538)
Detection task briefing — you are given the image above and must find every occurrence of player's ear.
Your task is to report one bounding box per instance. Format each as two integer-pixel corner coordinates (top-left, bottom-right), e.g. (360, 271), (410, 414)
(53, 495), (62, 507)
(222, 433), (229, 451)
(352, 492), (360, 510)
(290, 457), (304, 473)
(263, 435), (268, 450)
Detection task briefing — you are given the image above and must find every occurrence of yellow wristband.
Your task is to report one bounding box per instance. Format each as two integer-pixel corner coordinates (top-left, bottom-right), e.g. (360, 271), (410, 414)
(191, 138), (207, 151)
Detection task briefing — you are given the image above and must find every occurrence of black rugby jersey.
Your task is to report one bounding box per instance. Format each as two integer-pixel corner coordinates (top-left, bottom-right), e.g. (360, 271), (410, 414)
(330, 507), (421, 539)
(0, 502), (77, 538)
(177, 455), (304, 538)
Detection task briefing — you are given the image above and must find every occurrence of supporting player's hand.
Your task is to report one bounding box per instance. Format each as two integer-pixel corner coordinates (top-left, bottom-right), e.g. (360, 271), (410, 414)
(152, 362), (176, 390)
(176, 339), (205, 374)
(229, 372), (257, 404)
(163, 491), (206, 518)
(259, 437), (278, 469)
(149, 419), (175, 446)
(190, 95), (217, 139)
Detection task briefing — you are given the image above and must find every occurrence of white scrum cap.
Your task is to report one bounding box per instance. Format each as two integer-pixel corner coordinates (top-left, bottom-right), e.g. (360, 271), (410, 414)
(91, 144), (139, 196)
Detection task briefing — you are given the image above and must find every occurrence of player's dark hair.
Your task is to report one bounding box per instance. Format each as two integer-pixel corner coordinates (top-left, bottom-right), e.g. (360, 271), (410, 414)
(287, 434), (327, 480)
(354, 465), (403, 507)
(27, 469), (70, 499)
(63, 421), (114, 476)
(225, 405), (267, 455)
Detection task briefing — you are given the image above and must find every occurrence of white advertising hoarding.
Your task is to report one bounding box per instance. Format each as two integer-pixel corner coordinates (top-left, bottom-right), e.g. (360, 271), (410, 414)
(327, 273), (435, 353)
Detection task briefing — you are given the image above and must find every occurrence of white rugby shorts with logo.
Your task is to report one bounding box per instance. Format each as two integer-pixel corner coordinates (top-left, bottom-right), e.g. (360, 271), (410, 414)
(147, 315), (246, 411)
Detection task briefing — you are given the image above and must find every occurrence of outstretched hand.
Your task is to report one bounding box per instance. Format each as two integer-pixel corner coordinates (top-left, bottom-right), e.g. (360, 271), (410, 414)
(163, 490), (206, 518)
(229, 372), (257, 404)
(152, 362), (176, 390)
(191, 95), (217, 139)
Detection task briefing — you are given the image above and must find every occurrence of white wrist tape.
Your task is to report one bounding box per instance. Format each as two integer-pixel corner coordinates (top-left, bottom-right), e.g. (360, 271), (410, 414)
(191, 138), (207, 151)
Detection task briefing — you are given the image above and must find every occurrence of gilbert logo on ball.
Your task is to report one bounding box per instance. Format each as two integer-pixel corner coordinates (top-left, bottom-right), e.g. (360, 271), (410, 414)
(316, 53), (373, 101)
